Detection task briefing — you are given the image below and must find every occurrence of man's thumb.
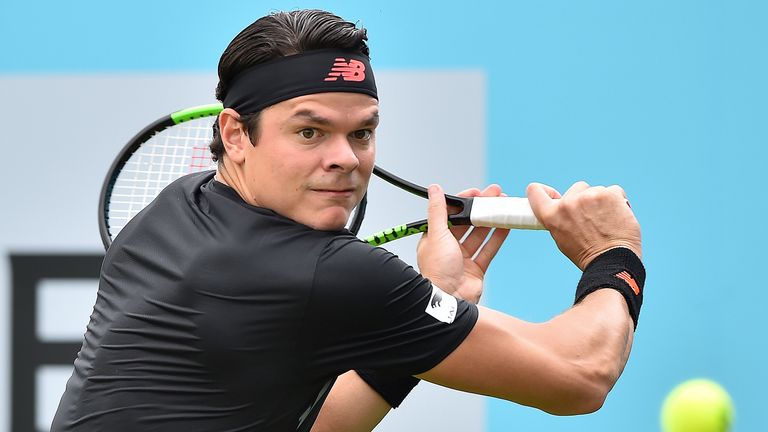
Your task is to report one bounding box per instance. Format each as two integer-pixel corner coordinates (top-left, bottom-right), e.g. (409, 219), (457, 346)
(426, 184), (449, 237)
(526, 183), (558, 224)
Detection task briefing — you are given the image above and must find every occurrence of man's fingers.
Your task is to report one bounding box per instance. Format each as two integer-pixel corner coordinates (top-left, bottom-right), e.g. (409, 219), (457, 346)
(526, 183), (560, 224)
(473, 228), (511, 273)
(564, 181), (590, 197)
(480, 184), (503, 197)
(458, 184), (504, 245)
(451, 185), (503, 241)
(607, 184), (628, 199)
(460, 226), (492, 257)
(606, 185), (634, 210)
(450, 225), (470, 240)
(528, 182), (561, 200)
(455, 188), (481, 198)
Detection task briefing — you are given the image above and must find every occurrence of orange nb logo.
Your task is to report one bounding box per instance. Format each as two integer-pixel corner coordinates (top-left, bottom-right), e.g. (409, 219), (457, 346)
(615, 271), (641, 295)
(324, 58), (366, 82)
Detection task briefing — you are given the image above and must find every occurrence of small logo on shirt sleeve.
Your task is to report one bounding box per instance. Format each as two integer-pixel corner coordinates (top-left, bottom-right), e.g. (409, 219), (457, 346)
(425, 284), (457, 324)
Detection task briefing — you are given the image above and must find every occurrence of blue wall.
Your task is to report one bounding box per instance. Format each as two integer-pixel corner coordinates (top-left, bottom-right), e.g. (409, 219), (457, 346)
(3, 1), (766, 430)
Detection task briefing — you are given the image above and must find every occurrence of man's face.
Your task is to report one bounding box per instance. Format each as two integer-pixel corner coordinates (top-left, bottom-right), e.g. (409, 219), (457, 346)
(241, 92), (378, 231)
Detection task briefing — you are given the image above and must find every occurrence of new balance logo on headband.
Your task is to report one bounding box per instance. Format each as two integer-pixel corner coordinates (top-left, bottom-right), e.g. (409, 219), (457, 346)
(324, 58), (366, 82)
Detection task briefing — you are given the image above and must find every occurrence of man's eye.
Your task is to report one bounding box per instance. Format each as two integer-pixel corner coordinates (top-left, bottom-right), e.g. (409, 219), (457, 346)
(300, 128), (317, 139)
(352, 130), (372, 140)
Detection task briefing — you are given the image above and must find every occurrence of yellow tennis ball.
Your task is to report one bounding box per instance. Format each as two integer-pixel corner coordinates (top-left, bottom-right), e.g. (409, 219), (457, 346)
(661, 379), (734, 432)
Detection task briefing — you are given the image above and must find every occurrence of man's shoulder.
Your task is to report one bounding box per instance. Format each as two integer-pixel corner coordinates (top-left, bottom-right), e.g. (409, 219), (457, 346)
(156, 170), (216, 197)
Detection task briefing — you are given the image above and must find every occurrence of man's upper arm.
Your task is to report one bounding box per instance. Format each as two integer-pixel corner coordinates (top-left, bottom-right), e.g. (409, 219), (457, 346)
(415, 307), (579, 410)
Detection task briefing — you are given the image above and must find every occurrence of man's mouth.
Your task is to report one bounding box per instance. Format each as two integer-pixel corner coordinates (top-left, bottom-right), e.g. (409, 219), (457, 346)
(311, 187), (356, 197)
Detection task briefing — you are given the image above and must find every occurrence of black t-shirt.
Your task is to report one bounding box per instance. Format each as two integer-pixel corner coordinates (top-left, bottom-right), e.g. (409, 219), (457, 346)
(52, 171), (478, 431)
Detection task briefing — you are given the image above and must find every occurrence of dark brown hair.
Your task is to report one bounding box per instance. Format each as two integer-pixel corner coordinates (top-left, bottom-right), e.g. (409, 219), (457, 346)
(210, 9), (370, 162)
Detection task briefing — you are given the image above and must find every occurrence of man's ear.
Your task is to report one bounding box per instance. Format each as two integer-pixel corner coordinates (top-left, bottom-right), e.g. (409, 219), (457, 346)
(219, 108), (249, 165)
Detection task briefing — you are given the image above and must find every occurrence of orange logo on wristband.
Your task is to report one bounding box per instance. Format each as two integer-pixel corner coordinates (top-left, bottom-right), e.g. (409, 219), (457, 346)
(615, 271), (640, 295)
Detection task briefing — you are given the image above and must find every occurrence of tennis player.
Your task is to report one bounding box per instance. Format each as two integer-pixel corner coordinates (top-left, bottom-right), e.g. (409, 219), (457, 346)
(52, 9), (644, 432)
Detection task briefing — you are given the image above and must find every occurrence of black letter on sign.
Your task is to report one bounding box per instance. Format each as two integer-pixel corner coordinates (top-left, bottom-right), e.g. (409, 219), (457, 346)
(10, 254), (103, 432)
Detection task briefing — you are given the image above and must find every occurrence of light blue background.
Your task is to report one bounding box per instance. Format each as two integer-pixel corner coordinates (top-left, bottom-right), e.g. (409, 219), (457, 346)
(2, 1), (766, 430)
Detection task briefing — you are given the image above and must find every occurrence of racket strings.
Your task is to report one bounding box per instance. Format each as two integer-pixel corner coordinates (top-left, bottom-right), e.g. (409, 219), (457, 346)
(107, 119), (217, 239)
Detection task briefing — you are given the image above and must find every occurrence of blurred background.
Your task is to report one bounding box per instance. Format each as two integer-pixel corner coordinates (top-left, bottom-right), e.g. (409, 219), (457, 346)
(1, 0), (766, 430)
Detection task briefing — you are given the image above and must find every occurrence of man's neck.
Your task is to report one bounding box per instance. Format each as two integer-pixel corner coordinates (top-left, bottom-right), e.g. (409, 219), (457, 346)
(214, 158), (253, 205)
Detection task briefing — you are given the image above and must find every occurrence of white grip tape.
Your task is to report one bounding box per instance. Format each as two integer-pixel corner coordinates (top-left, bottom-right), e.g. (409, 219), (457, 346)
(469, 197), (546, 230)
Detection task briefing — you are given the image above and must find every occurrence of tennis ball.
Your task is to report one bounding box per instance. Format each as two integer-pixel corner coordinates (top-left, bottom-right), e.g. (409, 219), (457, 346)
(660, 379), (734, 432)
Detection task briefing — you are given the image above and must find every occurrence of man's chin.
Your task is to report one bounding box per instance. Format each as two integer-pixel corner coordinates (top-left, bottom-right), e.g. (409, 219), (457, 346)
(302, 209), (352, 232)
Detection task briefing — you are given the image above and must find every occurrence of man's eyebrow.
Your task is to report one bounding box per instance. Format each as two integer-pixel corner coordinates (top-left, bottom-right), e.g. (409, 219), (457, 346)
(289, 110), (380, 127)
(361, 112), (380, 127)
(290, 110), (332, 126)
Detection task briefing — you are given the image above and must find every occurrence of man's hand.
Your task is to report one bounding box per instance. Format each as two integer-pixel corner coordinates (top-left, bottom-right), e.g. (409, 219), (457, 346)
(527, 181), (642, 270)
(417, 184), (510, 303)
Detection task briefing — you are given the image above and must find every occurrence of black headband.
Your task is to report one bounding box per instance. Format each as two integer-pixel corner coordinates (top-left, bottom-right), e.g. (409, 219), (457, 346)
(222, 49), (378, 115)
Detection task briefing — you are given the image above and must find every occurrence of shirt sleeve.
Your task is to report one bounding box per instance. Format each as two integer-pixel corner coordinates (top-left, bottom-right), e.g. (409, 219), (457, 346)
(300, 235), (478, 379)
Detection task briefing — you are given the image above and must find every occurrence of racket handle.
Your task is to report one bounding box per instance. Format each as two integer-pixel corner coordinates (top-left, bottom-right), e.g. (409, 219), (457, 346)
(469, 197), (546, 230)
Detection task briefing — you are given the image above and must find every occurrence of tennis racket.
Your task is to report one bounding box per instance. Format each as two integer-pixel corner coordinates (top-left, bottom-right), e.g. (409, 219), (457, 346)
(98, 103), (546, 249)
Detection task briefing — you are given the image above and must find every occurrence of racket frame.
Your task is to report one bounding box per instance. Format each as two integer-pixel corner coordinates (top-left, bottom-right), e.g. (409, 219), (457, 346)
(98, 104), (224, 249)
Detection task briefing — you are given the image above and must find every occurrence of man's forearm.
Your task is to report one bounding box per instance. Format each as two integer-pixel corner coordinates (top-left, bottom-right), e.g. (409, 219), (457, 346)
(539, 289), (635, 395)
(311, 371), (391, 432)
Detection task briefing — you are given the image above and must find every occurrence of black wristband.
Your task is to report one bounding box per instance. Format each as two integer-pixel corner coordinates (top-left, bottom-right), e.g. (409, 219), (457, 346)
(355, 369), (419, 408)
(575, 247), (645, 329)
